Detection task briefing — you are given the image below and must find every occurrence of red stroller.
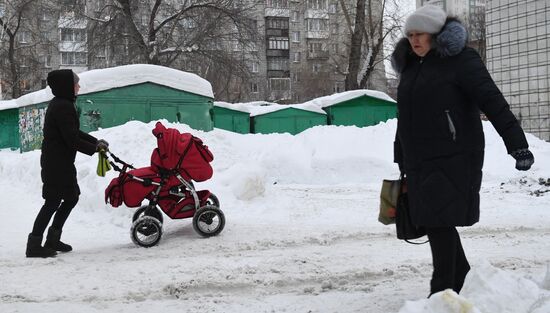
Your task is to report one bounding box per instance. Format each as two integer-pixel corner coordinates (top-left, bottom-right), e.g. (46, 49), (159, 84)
(104, 122), (225, 247)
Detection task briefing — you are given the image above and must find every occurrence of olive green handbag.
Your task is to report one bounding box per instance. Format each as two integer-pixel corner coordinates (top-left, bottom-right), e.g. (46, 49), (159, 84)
(378, 176), (402, 225)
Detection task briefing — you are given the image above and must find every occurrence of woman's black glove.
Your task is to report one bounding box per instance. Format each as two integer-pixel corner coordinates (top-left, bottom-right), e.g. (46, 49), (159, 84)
(96, 139), (109, 152)
(510, 148), (534, 171)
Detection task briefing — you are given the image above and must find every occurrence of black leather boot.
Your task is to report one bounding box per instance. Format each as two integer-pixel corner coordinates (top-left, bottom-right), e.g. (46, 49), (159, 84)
(44, 227), (72, 252)
(26, 234), (57, 258)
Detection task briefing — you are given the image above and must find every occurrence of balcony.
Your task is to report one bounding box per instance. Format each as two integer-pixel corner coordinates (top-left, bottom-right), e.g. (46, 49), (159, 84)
(265, 8), (290, 17)
(266, 29), (289, 37)
(266, 50), (290, 57)
(267, 70), (291, 78)
(307, 50), (329, 59)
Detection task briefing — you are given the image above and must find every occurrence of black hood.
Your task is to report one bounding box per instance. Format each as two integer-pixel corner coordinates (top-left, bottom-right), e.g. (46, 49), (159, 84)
(391, 17), (468, 74)
(47, 69), (76, 100)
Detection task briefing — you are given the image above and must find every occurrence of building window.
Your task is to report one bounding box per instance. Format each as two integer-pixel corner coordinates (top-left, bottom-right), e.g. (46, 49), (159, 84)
(308, 41), (326, 53)
(20, 80), (31, 91)
(61, 52), (87, 65)
(331, 23), (338, 34)
(40, 55), (52, 68)
(308, 0), (328, 10)
(291, 11), (299, 22)
(270, 78), (291, 91)
(231, 40), (241, 51)
(291, 31), (300, 42)
(247, 19), (258, 30)
(40, 31), (50, 41)
(60, 28), (86, 42)
(19, 57), (29, 68)
(267, 58), (289, 71)
(266, 0), (288, 9)
(291, 72), (300, 82)
(41, 11), (50, 21)
(329, 3), (337, 13)
(333, 82), (344, 93)
(313, 63), (321, 73)
(250, 82), (259, 93)
(268, 37), (289, 50)
(307, 19), (328, 31)
(251, 61), (259, 73)
(267, 18), (289, 29)
(17, 31), (30, 43)
(293, 52), (301, 62)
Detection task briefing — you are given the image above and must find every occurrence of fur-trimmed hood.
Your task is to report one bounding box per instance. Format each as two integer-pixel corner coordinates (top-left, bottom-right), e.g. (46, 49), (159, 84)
(391, 17), (468, 74)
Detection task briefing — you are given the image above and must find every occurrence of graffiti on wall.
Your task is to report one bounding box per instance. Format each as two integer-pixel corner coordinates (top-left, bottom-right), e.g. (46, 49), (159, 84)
(19, 106), (47, 152)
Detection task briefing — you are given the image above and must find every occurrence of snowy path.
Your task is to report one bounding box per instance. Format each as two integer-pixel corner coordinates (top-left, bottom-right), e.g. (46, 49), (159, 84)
(2, 121), (550, 312)
(2, 183), (549, 313)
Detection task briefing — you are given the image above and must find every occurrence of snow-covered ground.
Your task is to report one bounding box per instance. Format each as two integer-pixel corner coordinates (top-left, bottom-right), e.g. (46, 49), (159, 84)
(1, 119), (549, 313)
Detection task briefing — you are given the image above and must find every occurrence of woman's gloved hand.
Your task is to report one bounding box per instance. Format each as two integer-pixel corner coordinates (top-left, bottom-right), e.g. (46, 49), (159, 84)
(96, 139), (109, 152)
(510, 148), (534, 171)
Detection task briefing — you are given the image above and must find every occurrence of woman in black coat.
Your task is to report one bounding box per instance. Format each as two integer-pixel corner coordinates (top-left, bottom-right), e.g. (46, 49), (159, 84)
(26, 69), (108, 258)
(391, 5), (534, 295)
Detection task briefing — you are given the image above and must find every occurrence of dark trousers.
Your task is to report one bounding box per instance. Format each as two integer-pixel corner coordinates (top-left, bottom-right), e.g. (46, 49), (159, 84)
(31, 196), (79, 236)
(426, 226), (470, 296)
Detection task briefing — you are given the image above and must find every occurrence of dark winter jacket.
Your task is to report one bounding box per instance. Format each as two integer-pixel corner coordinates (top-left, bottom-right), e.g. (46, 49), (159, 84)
(41, 70), (97, 199)
(391, 18), (528, 227)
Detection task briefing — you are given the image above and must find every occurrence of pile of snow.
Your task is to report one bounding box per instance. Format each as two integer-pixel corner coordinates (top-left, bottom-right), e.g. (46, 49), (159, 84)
(400, 261), (550, 313)
(1, 119), (550, 313)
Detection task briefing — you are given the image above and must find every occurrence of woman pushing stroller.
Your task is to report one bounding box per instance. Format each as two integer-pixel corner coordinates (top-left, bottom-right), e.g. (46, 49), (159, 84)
(26, 69), (109, 258)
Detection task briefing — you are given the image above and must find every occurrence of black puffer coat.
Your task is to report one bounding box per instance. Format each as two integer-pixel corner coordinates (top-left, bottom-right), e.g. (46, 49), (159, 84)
(391, 19), (528, 227)
(41, 70), (97, 199)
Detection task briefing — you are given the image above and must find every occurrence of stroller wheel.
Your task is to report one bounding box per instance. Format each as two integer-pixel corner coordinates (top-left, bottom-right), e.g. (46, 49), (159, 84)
(131, 216), (163, 247)
(206, 193), (220, 208)
(133, 205), (164, 224)
(193, 205), (225, 237)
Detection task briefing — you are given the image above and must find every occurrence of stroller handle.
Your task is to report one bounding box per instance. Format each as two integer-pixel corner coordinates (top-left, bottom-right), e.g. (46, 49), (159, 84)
(102, 151), (161, 187)
(103, 151), (135, 172)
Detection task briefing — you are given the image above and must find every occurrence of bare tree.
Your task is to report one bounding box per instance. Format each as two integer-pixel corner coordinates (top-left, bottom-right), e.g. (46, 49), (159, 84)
(467, 7), (486, 64)
(0, 0), (34, 98)
(82, 0), (262, 99)
(0, 0), (59, 99)
(340, 0), (403, 91)
(341, 0), (365, 90)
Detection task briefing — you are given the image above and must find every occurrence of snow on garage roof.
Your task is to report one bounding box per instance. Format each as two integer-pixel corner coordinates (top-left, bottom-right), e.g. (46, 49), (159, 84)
(0, 64), (213, 111)
(304, 89), (396, 108)
(214, 101), (282, 113)
(248, 102), (326, 117)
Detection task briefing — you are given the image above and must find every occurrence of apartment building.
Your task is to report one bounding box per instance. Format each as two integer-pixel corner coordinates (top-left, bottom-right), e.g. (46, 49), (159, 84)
(0, 0), (88, 98)
(254, 0), (388, 103)
(0, 0), (387, 103)
(417, 0), (486, 43)
(486, 0), (550, 141)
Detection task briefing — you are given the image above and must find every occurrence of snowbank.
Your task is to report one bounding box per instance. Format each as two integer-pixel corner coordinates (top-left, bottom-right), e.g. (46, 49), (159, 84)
(1, 119), (549, 313)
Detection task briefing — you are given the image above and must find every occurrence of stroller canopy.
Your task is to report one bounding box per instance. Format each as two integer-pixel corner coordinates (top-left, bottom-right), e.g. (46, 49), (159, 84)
(151, 122), (214, 182)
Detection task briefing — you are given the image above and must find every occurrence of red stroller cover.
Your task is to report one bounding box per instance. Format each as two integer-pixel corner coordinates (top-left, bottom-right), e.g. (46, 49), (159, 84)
(150, 122), (214, 182)
(105, 167), (159, 208)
